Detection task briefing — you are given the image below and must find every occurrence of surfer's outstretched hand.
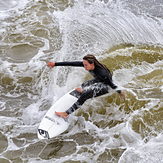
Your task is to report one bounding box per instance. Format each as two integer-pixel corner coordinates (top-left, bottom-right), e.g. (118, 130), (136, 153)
(55, 111), (68, 119)
(47, 61), (55, 69)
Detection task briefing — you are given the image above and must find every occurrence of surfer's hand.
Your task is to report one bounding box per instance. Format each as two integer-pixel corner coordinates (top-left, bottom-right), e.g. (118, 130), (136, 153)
(119, 92), (125, 100)
(47, 61), (55, 68)
(55, 111), (68, 119)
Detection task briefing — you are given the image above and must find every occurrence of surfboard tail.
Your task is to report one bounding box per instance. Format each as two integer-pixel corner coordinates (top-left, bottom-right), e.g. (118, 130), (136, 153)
(38, 129), (50, 139)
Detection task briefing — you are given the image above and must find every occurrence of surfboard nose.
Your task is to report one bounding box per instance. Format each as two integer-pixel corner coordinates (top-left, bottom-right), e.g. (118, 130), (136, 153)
(38, 129), (50, 139)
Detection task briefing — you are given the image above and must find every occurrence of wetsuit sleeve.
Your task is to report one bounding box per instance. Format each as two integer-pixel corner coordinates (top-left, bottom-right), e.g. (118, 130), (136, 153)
(55, 61), (84, 67)
(104, 76), (121, 94)
(98, 67), (122, 94)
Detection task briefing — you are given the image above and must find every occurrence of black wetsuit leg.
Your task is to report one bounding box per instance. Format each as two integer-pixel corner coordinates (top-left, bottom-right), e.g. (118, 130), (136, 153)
(81, 79), (98, 88)
(66, 82), (109, 115)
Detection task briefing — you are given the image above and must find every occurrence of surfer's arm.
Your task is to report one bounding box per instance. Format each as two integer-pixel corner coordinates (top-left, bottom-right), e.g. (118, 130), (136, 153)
(107, 80), (125, 99)
(105, 77), (125, 98)
(106, 80), (125, 99)
(102, 71), (125, 98)
(99, 69), (121, 94)
(47, 61), (83, 68)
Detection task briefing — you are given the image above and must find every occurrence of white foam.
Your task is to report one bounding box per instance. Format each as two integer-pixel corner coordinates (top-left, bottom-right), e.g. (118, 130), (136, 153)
(0, 0), (28, 20)
(119, 141), (163, 163)
(0, 0), (163, 162)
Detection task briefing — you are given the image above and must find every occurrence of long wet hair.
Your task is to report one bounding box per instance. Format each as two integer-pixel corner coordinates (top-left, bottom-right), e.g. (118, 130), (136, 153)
(83, 54), (111, 76)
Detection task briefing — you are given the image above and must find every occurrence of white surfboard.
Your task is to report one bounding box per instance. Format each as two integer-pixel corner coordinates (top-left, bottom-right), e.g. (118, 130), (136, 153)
(37, 89), (81, 139)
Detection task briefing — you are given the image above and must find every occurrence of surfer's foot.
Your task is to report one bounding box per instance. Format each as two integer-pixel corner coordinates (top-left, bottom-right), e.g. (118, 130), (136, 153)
(75, 87), (82, 93)
(55, 111), (68, 119)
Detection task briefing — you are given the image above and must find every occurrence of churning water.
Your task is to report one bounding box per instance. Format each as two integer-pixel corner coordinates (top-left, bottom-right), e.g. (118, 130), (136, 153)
(0, 0), (163, 162)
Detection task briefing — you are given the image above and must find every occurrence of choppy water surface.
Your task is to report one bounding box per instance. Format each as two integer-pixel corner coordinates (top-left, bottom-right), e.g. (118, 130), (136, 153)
(0, 0), (163, 162)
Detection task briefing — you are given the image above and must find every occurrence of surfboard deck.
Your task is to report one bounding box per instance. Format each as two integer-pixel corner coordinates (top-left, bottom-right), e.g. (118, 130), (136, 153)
(37, 89), (81, 139)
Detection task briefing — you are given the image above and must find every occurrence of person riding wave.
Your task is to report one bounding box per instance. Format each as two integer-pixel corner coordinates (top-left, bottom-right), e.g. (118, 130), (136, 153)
(47, 54), (125, 119)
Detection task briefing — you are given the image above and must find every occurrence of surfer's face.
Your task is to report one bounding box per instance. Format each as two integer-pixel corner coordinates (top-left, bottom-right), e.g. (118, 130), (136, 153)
(83, 60), (94, 71)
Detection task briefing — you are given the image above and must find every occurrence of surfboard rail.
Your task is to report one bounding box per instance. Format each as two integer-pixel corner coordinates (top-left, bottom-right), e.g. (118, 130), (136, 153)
(37, 89), (80, 139)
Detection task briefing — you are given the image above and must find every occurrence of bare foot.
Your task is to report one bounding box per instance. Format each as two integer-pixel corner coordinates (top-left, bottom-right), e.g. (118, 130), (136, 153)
(75, 87), (82, 93)
(55, 111), (68, 119)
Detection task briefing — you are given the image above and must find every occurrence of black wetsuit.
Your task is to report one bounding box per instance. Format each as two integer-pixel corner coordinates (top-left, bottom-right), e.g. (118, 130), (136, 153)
(55, 61), (121, 115)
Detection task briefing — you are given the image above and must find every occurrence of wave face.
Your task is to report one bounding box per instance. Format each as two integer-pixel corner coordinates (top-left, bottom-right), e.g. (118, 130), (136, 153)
(0, 0), (163, 162)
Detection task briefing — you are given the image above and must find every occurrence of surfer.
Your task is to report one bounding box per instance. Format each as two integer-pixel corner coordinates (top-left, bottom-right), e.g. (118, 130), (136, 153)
(47, 54), (125, 119)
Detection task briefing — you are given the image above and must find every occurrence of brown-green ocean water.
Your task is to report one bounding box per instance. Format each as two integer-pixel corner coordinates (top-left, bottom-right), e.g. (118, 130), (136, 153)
(0, 0), (163, 162)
